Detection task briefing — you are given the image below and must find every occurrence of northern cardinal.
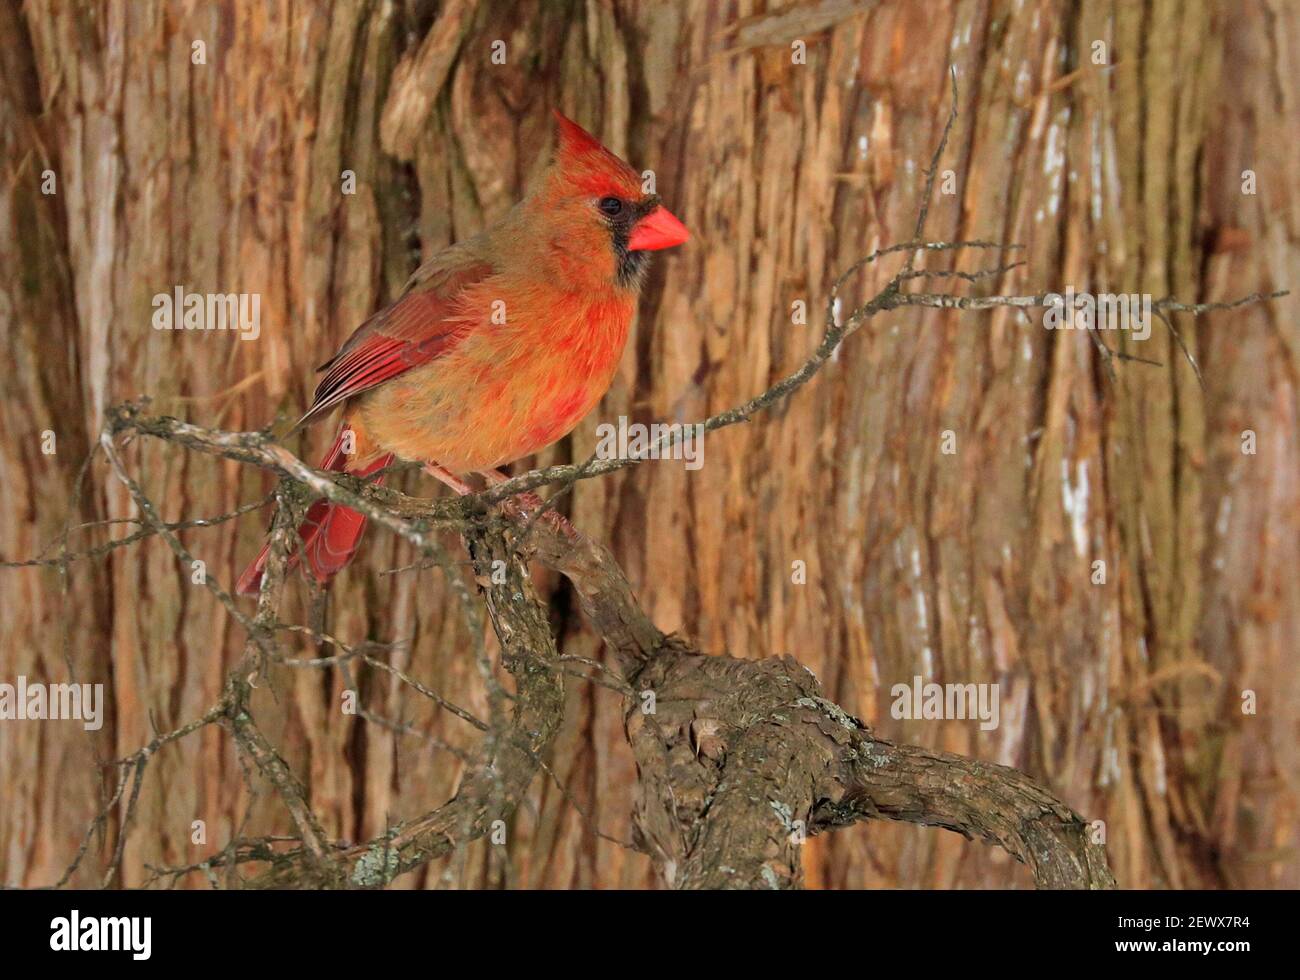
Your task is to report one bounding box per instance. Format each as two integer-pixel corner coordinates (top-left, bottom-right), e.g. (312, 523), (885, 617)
(237, 111), (688, 595)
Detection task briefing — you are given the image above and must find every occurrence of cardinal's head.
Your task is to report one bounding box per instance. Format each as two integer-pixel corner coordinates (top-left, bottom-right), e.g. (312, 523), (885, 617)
(528, 110), (689, 291)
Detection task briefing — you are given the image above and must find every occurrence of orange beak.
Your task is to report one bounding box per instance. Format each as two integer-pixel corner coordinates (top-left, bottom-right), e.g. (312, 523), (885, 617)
(628, 205), (690, 252)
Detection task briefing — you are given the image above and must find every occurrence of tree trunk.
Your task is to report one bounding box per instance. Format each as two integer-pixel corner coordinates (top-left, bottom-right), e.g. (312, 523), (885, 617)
(1, 0), (1295, 889)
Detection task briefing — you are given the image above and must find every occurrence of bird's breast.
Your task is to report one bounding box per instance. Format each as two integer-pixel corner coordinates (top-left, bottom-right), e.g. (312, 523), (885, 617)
(354, 289), (635, 473)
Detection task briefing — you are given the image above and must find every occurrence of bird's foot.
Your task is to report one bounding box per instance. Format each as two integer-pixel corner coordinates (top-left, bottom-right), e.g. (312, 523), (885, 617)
(423, 464), (580, 541)
(485, 469), (581, 542)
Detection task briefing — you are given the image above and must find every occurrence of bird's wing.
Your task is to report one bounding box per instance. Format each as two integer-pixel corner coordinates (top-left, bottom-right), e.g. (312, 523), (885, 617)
(296, 254), (493, 428)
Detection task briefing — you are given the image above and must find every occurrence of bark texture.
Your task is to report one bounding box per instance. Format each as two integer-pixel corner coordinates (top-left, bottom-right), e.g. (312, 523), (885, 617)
(1, 0), (1296, 889)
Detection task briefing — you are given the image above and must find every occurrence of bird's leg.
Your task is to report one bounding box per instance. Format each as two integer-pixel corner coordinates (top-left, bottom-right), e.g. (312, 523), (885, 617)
(423, 464), (579, 540)
(423, 462), (476, 496)
(484, 468), (580, 541)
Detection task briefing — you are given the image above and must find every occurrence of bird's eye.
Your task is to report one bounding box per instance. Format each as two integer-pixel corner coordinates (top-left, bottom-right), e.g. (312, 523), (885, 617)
(598, 196), (624, 216)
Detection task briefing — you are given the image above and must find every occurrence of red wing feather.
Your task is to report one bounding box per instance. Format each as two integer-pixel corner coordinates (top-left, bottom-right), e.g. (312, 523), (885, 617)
(235, 427), (395, 595)
(297, 261), (492, 427)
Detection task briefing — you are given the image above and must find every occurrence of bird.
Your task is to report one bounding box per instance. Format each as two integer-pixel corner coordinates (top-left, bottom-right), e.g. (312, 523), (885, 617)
(236, 110), (689, 595)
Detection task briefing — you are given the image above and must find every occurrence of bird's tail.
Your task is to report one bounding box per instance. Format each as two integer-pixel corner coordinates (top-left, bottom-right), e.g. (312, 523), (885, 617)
(236, 426), (394, 595)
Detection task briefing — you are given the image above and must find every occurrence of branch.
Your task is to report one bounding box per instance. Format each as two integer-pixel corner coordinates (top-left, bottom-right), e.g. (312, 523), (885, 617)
(245, 519), (566, 888)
